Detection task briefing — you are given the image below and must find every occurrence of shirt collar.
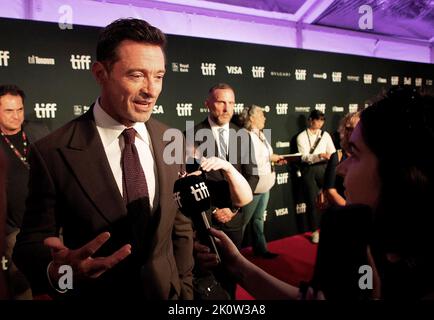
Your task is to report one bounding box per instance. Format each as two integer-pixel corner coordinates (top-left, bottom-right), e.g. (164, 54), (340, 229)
(93, 98), (150, 147)
(208, 115), (230, 131)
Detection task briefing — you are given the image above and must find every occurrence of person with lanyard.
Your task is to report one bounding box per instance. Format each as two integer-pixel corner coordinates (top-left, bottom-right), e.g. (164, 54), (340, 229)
(238, 105), (285, 259)
(0, 84), (49, 299)
(296, 109), (336, 243)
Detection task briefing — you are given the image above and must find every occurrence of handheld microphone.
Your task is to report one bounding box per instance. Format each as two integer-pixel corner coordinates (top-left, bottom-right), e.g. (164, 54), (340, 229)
(173, 174), (221, 263)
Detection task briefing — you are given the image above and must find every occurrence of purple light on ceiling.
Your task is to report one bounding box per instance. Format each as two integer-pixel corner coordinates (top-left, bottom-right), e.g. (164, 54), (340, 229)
(0, 0), (431, 63)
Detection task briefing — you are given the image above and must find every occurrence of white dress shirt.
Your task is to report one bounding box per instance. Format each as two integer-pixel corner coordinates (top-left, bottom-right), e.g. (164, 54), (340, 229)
(208, 115), (230, 158)
(93, 99), (159, 212)
(296, 129), (336, 165)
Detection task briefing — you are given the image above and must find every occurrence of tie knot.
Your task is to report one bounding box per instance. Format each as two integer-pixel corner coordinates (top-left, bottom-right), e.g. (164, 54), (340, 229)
(218, 128), (225, 135)
(123, 128), (136, 144)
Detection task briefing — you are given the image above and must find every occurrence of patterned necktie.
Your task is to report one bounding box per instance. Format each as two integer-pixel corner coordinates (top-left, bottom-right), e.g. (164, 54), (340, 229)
(122, 128), (149, 204)
(121, 128), (151, 262)
(218, 127), (228, 160)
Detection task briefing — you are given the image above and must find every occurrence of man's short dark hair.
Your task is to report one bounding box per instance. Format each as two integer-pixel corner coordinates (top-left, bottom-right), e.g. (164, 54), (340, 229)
(96, 18), (167, 69)
(0, 84), (25, 101)
(309, 109), (325, 121)
(208, 83), (234, 95)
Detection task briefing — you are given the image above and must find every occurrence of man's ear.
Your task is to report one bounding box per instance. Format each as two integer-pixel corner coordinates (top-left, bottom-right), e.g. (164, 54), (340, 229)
(92, 61), (108, 85)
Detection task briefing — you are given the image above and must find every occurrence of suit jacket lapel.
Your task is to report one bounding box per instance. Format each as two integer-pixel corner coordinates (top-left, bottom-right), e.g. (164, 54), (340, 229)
(59, 109), (126, 224)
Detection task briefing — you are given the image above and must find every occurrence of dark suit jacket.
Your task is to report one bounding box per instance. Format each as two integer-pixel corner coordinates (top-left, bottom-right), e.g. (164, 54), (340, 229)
(191, 119), (258, 233)
(13, 109), (194, 299)
(0, 121), (49, 234)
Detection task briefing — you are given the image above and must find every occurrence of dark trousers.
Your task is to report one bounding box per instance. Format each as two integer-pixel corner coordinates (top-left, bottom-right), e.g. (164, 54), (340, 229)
(301, 163), (326, 231)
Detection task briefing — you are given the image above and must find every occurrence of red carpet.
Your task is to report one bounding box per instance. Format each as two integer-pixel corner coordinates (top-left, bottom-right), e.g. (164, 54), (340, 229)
(236, 232), (318, 300)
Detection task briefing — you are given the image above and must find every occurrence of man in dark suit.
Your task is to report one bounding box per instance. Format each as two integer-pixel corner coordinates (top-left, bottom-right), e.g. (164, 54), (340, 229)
(189, 83), (257, 299)
(0, 84), (49, 299)
(13, 19), (194, 300)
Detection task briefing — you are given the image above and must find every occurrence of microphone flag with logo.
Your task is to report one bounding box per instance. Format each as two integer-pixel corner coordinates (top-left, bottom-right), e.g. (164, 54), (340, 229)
(173, 174), (220, 262)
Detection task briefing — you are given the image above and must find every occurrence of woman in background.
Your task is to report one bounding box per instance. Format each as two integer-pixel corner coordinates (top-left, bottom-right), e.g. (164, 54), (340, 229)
(238, 105), (284, 259)
(208, 86), (434, 300)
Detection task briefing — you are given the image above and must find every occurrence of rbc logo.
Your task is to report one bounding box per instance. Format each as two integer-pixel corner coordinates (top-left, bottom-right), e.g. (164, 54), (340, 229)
(70, 55), (91, 70)
(35, 103), (57, 119)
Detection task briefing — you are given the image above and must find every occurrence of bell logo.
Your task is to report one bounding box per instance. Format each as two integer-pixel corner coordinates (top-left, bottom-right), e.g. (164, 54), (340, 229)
(0, 50), (10, 67)
(176, 103), (192, 117)
(391, 76), (399, 86)
(332, 72), (342, 82)
(295, 69), (307, 80)
(153, 105), (164, 114)
(276, 103), (288, 115)
(201, 63), (216, 76)
(226, 66), (243, 74)
(35, 103), (57, 119)
(276, 172), (289, 185)
(190, 182), (210, 201)
(252, 66), (265, 78)
(70, 55), (91, 70)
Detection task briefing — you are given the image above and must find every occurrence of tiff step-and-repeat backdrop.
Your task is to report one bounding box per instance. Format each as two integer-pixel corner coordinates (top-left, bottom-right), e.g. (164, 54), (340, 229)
(1, 17), (433, 241)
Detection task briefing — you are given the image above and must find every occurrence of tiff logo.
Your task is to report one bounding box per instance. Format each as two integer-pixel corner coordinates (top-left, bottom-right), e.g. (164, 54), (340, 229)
(391, 76), (399, 86)
(332, 72), (342, 82)
(276, 172), (289, 185)
(234, 103), (244, 114)
(0, 50), (10, 66)
(252, 66), (265, 78)
(176, 103), (192, 117)
(191, 182), (210, 201)
(201, 63), (216, 76)
(35, 103), (57, 119)
(226, 66), (243, 74)
(263, 210), (267, 222)
(70, 55), (91, 70)
(173, 191), (181, 208)
(404, 77), (412, 85)
(349, 104), (358, 113)
(296, 203), (306, 214)
(295, 69), (307, 80)
(276, 103), (288, 115)
(363, 74), (372, 84)
(315, 103), (326, 114)
(415, 78), (422, 87)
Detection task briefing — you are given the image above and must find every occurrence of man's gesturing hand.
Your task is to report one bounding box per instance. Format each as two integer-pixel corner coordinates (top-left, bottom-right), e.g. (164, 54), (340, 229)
(44, 232), (131, 284)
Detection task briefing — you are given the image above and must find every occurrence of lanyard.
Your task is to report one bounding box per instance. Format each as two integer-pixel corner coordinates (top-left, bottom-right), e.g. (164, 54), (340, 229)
(0, 130), (29, 169)
(306, 129), (322, 154)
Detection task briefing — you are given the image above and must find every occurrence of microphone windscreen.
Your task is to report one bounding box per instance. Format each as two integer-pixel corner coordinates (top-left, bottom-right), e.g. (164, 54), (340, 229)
(173, 174), (211, 217)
